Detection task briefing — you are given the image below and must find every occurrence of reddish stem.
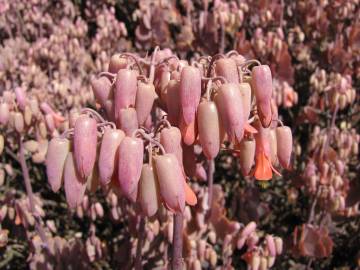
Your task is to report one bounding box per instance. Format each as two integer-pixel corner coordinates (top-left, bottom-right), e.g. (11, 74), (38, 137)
(19, 137), (48, 248)
(171, 213), (183, 270)
(135, 217), (145, 270)
(206, 159), (215, 222)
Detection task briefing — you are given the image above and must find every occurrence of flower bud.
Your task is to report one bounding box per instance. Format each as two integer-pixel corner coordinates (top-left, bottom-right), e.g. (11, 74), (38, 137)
(135, 82), (156, 125)
(251, 65), (273, 127)
(87, 162), (99, 193)
(14, 112), (24, 133)
(73, 115), (98, 178)
(183, 144), (196, 177)
(251, 253), (260, 270)
(94, 202), (104, 218)
(68, 110), (80, 128)
(114, 69), (137, 117)
(117, 137), (144, 202)
(64, 153), (87, 208)
(40, 102), (55, 115)
(274, 237), (283, 255)
(237, 236), (247, 249)
(0, 169), (4, 187)
(238, 139), (256, 176)
(266, 235), (276, 257)
(91, 76), (112, 107)
(160, 126), (183, 167)
(239, 83), (252, 122)
(45, 114), (55, 133)
(179, 116), (197, 146)
(216, 83), (245, 142)
(155, 67), (170, 102)
(38, 121), (47, 139)
(154, 64), (168, 92)
(0, 229), (9, 248)
(259, 256), (268, 270)
(154, 153), (185, 213)
(195, 164), (207, 182)
(209, 249), (218, 267)
(179, 66), (201, 125)
(108, 54), (128, 73)
(14, 87), (26, 111)
(46, 138), (70, 192)
(276, 126), (292, 169)
(29, 98), (39, 116)
(23, 106), (32, 126)
(0, 103), (10, 125)
(197, 101), (221, 159)
(117, 108), (139, 136)
(138, 164), (160, 217)
(231, 54), (246, 65)
(215, 58), (239, 83)
(0, 135), (3, 155)
(166, 80), (181, 125)
(241, 221), (257, 238)
(197, 240), (206, 260)
(98, 129), (125, 185)
(191, 259), (201, 270)
(269, 129), (278, 166)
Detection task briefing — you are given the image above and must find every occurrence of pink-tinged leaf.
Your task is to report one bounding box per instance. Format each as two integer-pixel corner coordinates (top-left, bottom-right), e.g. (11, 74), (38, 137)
(98, 129), (125, 185)
(117, 137), (144, 202)
(179, 66), (201, 125)
(154, 153), (185, 213)
(197, 100), (221, 159)
(294, 224), (333, 258)
(64, 152), (87, 208)
(73, 115), (98, 178)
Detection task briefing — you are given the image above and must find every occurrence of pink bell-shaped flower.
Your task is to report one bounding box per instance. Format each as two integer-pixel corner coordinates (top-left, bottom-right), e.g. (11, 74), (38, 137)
(153, 153), (185, 213)
(98, 128), (125, 185)
(179, 66), (201, 125)
(46, 137), (70, 192)
(117, 136), (144, 202)
(73, 114), (98, 178)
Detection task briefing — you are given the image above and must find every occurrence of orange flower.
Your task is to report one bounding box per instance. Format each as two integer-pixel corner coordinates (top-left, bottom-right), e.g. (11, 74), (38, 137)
(254, 122), (281, 181)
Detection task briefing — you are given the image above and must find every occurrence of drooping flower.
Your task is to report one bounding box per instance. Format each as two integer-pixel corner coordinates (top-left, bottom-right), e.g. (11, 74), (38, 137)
(253, 120), (281, 181)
